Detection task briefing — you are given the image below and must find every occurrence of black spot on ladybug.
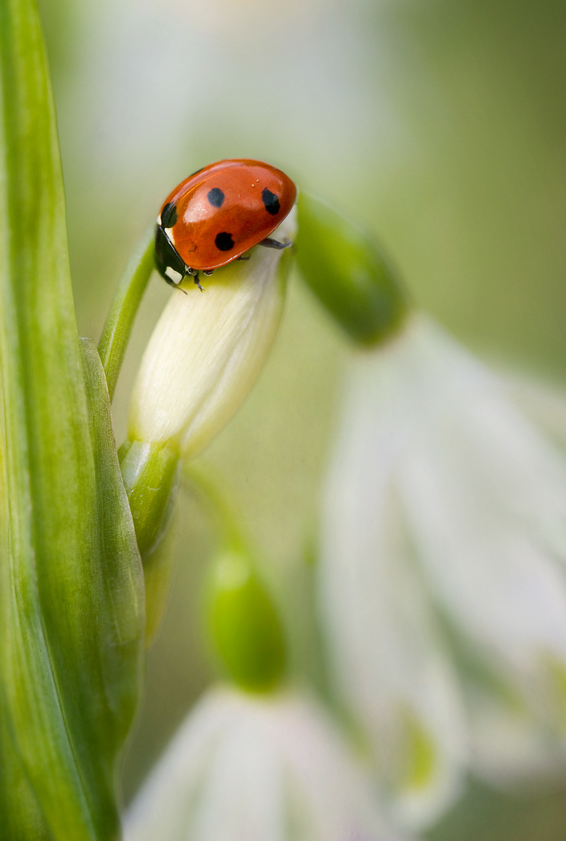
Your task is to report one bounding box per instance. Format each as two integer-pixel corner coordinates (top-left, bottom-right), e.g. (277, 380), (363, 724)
(262, 188), (280, 215)
(207, 187), (225, 208)
(215, 232), (235, 252)
(161, 202), (177, 227)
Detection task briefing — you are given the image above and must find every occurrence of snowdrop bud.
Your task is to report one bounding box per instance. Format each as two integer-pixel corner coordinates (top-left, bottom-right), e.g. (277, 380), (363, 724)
(295, 192), (408, 345)
(128, 208), (296, 461)
(206, 547), (287, 692)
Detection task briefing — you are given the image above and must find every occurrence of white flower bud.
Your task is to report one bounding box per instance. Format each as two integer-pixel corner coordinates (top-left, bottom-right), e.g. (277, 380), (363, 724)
(128, 208), (296, 460)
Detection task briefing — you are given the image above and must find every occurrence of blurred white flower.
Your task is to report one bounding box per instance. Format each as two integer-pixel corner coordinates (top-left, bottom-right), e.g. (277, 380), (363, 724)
(124, 686), (407, 841)
(319, 314), (566, 830)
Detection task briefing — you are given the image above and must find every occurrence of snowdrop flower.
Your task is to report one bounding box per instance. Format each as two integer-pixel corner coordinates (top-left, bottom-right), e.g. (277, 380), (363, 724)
(295, 192), (566, 827)
(119, 207), (296, 642)
(124, 686), (404, 841)
(128, 207), (296, 461)
(319, 313), (566, 829)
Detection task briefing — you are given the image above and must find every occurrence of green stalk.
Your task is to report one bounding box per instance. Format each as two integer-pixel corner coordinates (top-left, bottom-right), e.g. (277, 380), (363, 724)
(98, 227), (155, 401)
(185, 466), (287, 692)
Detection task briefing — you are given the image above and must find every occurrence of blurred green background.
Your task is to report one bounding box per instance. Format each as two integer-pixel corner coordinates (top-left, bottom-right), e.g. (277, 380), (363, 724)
(38, 0), (566, 837)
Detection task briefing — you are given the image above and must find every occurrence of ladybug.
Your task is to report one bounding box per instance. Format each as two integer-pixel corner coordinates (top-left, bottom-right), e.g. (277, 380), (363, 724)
(155, 158), (297, 290)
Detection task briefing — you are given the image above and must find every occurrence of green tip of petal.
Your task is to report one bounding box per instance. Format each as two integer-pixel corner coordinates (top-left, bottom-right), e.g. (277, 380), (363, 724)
(400, 710), (438, 792)
(295, 192), (409, 346)
(206, 549), (287, 692)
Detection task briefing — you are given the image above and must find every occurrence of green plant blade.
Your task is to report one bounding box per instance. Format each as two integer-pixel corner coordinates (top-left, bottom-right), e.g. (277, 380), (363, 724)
(0, 720), (51, 841)
(0, 0), (145, 838)
(0, 396), (51, 840)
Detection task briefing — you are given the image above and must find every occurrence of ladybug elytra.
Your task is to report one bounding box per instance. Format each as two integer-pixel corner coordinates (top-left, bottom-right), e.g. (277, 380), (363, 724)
(155, 159), (297, 290)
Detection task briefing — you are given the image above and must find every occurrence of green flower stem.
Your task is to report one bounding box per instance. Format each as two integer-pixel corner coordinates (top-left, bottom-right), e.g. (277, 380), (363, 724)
(142, 508), (180, 644)
(184, 463), (246, 548)
(120, 439), (179, 559)
(98, 225), (155, 401)
(119, 440), (180, 644)
(295, 191), (409, 345)
(185, 466), (288, 692)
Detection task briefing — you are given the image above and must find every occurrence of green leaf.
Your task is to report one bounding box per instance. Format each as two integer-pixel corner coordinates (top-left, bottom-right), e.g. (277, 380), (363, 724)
(0, 723), (51, 841)
(0, 396), (50, 840)
(0, 1), (144, 839)
(295, 191), (409, 345)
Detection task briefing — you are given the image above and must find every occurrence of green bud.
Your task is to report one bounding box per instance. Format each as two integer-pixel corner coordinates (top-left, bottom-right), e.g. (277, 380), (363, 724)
(206, 549), (287, 692)
(295, 192), (408, 345)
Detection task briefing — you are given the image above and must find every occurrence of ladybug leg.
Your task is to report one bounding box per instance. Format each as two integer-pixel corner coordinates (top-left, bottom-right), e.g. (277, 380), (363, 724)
(259, 237), (292, 250)
(237, 255), (250, 261)
(187, 266), (205, 292)
(193, 269), (214, 291)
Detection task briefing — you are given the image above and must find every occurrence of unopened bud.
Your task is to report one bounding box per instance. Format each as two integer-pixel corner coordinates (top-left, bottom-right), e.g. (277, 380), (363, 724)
(128, 209), (297, 461)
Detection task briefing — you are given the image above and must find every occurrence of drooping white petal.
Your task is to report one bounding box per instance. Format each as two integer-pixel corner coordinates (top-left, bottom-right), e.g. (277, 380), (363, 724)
(124, 687), (402, 841)
(190, 705), (286, 841)
(320, 322), (467, 830)
(325, 313), (566, 797)
(320, 311), (566, 822)
(390, 318), (566, 740)
(129, 209), (296, 460)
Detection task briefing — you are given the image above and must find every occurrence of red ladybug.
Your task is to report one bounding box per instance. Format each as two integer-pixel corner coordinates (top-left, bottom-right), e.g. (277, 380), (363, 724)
(155, 159), (297, 290)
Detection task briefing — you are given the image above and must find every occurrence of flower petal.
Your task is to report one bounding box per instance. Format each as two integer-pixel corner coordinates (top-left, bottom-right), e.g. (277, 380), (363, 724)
(125, 687), (399, 841)
(392, 318), (566, 743)
(320, 324), (467, 829)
